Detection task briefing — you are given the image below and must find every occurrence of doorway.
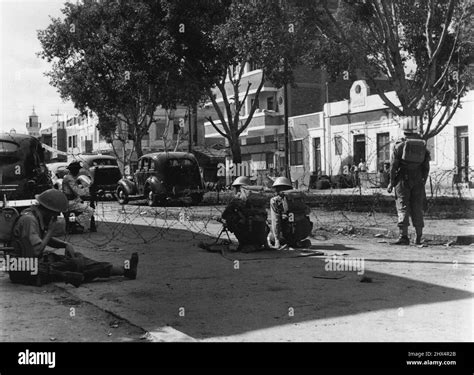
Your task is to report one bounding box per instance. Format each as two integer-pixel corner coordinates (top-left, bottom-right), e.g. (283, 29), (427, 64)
(455, 126), (469, 183)
(313, 137), (321, 176)
(353, 134), (366, 166)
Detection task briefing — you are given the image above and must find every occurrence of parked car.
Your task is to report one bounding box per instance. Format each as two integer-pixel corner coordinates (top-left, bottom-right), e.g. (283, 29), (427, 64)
(0, 133), (52, 207)
(46, 162), (68, 190)
(71, 154), (122, 199)
(116, 152), (204, 206)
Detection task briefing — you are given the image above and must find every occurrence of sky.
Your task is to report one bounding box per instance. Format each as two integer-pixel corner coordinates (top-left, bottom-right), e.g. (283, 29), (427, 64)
(0, 0), (77, 134)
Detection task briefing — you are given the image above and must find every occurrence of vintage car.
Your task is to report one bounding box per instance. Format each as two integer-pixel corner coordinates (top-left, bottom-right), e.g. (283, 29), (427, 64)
(71, 154), (122, 199)
(116, 152), (204, 206)
(0, 133), (52, 207)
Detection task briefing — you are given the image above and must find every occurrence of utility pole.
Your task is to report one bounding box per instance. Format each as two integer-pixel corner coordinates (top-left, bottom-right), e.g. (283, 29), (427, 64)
(51, 109), (62, 124)
(284, 82), (291, 179)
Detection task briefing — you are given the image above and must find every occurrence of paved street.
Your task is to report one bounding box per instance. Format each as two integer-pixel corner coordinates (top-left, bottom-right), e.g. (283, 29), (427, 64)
(1, 202), (472, 342)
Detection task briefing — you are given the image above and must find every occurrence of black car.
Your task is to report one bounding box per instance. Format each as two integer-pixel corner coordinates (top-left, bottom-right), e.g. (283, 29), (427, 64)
(71, 154), (122, 199)
(116, 152), (204, 206)
(0, 133), (52, 206)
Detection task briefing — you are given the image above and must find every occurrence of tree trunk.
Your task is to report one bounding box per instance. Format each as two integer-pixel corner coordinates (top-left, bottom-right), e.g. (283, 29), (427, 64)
(135, 135), (143, 159)
(229, 136), (242, 164)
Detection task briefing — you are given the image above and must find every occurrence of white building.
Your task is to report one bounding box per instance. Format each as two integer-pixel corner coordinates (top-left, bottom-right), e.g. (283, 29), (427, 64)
(289, 80), (473, 190)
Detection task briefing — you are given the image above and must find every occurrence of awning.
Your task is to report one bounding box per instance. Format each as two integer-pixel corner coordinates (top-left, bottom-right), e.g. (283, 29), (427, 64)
(192, 146), (227, 164)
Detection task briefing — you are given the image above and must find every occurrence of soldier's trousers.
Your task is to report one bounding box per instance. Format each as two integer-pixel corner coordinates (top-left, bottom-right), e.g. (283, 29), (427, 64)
(394, 180), (425, 229)
(9, 252), (113, 286)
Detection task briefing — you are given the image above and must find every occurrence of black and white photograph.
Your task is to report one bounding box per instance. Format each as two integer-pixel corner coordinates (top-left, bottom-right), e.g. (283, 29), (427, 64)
(0, 0), (473, 370)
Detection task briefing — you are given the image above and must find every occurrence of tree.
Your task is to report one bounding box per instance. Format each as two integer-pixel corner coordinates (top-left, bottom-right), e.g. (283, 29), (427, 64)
(301, 0), (473, 139)
(38, 0), (178, 159)
(201, 0), (305, 164)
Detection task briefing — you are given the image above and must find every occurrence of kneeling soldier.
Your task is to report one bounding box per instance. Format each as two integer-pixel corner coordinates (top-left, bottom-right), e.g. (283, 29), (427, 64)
(268, 177), (313, 249)
(221, 176), (269, 252)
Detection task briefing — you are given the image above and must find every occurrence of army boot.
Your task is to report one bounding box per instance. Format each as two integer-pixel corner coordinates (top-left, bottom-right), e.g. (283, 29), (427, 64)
(415, 227), (423, 245)
(391, 228), (410, 245)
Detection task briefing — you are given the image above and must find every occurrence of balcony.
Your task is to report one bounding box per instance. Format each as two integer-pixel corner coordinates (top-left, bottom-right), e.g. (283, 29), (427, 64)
(204, 110), (283, 138)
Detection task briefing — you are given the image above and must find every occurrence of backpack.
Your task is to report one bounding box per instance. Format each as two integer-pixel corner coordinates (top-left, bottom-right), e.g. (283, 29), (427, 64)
(282, 190), (310, 222)
(281, 191), (313, 243)
(401, 139), (427, 164)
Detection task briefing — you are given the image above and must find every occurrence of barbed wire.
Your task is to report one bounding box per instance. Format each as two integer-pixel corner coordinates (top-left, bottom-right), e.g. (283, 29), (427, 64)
(58, 181), (474, 249)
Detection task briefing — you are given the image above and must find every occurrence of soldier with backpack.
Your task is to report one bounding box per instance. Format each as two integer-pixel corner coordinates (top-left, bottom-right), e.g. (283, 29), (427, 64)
(8, 189), (138, 287)
(387, 117), (431, 245)
(268, 177), (313, 249)
(221, 176), (269, 252)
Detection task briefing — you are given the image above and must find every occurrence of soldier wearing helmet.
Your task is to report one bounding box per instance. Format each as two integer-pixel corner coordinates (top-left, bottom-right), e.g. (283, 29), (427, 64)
(268, 177), (312, 249)
(231, 176), (251, 198)
(62, 161), (94, 233)
(9, 189), (138, 287)
(221, 175), (269, 252)
(387, 117), (431, 245)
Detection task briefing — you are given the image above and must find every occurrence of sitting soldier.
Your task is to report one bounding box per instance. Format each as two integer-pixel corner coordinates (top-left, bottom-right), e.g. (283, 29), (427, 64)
(221, 176), (269, 252)
(268, 177), (313, 249)
(62, 161), (95, 233)
(9, 189), (138, 288)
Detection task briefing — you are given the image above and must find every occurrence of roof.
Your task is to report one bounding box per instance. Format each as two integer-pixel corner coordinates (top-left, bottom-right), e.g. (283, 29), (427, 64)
(192, 146), (227, 162)
(73, 154), (117, 162)
(0, 133), (38, 143)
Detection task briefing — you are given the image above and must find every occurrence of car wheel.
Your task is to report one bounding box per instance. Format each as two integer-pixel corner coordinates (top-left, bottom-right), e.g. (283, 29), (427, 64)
(146, 189), (158, 207)
(116, 186), (129, 205)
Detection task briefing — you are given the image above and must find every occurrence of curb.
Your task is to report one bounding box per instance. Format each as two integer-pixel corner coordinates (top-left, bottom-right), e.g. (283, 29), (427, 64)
(355, 226), (474, 245)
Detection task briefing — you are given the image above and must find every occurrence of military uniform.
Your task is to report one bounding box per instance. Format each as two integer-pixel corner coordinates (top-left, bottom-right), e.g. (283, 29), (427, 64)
(9, 206), (112, 286)
(62, 172), (94, 230)
(389, 133), (430, 244)
(269, 191), (312, 248)
(221, 188), (268, 251)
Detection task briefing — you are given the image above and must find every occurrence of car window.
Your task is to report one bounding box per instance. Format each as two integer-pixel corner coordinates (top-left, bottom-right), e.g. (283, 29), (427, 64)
(0, 141), (20, 164)
(91, 158), (118, 166)
(167, 158), (195, 168)
(0, 141), (19, 153)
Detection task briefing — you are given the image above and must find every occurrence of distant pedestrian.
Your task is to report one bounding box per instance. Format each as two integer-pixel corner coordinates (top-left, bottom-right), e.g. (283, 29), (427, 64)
(387, 118), (430, 245)
(358, 159), (367, 172)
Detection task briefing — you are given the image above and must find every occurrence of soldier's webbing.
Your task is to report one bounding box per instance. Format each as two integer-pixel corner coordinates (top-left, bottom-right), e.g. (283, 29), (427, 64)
(401, 139), (426, 164)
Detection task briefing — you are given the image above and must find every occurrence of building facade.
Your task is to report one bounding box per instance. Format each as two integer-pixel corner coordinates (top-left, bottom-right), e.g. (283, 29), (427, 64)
(290, 80), (473, 190)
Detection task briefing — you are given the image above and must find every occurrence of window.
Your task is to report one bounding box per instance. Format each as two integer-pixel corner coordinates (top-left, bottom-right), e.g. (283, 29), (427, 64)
(266, 153), (274, 169)
(249, 61), (260, 72)
(290, 140), (303, 166)
(376, 133), (390, 171)
(267, 96), (274, 111)
(334, 136), (343, 156)
(0, 141), (19, 153)
(68, 136), (72, 148)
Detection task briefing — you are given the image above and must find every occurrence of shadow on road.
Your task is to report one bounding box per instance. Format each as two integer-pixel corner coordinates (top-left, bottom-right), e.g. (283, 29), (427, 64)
(5, 219), (472, 341)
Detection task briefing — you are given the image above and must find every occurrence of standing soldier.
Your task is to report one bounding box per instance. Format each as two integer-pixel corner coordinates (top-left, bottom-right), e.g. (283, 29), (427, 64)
(387, 117), (431, 245)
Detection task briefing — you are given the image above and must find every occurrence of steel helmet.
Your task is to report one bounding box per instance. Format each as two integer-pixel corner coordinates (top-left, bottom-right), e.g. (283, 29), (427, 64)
(272, 176), (293, 189)
(35, 189), (69, 213)
(232, 176), (251, 187)
(400, 117), (418, 133)
(67, 161), (82, 171)
(77, 175), (91, 188)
